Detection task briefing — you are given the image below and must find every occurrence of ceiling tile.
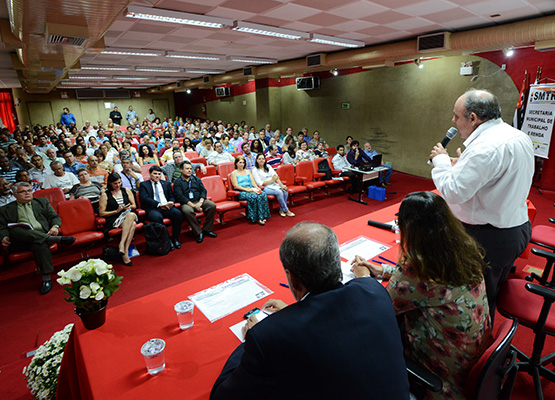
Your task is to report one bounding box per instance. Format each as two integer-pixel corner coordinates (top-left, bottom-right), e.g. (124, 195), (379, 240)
(356, 25), (399, 36)
(361, 10), (412, 24)
(327, 20), (377, 33)
(405, 23), (445, 34)
(385, 17), (437, 30)
(121, 31), (165, 41)
(207, 7), (256, 20)
(377, 31), (413, 42)
(486, 6), (544, 20)
(369, 0), (428, 8)
(281, 21), (321, 32)
(206, 31), (247, 41)
(292, 0), (357, 11)
(172, 0), (227, 6)
(340, 32), (372, 41)
(299, 12), (351, 26)
(466, 0), (530, 15)
(423, 8), (477, 24)
(155, 0), (214, 14)
(220, 0), (282, 13)
(261, 3), (321, 20)
(172, 27), (222, 38)
(243, 15), (290, 27)
(448, 0), (497, 5)
(104, 30), (124, 38)
(527, 0), (555, 13)
(396, 0), (457, 17)
(440, 15), (491, 29)
(129, 22), (178, 35)
(236, 36), (279, 45)
(312, 28), (346, 36)
(161, 35), (198, 44)
(109, 19), (138, 31)
(328, 1), (389, 19)
(112, 39), (153, 47)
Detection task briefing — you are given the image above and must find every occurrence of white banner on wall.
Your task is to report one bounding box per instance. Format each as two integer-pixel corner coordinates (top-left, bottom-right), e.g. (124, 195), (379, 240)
(521, 84), (555, 159)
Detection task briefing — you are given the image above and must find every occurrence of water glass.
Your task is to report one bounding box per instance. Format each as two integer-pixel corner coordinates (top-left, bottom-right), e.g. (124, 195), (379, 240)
(141, 338), (166, 376)
(174, 300), (195, 330)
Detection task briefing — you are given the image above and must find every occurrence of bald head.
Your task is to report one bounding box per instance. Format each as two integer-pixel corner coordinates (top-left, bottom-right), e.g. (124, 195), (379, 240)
(461, 89), (501, 121)
(279, 222), (342, 296)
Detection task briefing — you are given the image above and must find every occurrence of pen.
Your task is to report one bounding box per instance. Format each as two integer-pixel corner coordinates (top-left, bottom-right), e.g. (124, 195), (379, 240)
(378, 255), (396, 265)
(279, 283), (289, 288)
(371, 259), (382, 264)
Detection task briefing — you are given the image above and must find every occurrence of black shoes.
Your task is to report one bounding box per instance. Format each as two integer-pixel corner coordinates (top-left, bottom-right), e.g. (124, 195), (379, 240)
(203, 231), (217, 238)
(172, 238), (181, 249)
(60, 236), (76, 246)
(196, 232), (204, 243)
(40, 280), (52, 295)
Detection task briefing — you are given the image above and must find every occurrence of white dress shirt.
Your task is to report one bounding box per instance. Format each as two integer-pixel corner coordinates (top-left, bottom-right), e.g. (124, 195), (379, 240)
(207, 151), (234, 165)
(332, 154), (352, 172)
(152, 181), (168, 206)
(432, 118), (534, 228)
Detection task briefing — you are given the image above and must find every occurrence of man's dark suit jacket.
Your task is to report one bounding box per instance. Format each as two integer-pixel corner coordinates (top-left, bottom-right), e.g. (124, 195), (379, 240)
(211, 277), (410, 400)
(138, 180), (175, 211)
(0, 198), (61, 238)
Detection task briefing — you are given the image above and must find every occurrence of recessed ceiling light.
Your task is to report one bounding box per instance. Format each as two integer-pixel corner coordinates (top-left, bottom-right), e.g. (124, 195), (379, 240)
(136, 67), (182, 73)
(232, 21), (309, 40)
(227, 56), (277, 64)
(101, 48), (163, 57)
(126, 5), (232, 29)
(184, 69), (224, 74)
(81, 65), (132, 71)
(165, 51), (225, 61)
(308, 34), (364, 48)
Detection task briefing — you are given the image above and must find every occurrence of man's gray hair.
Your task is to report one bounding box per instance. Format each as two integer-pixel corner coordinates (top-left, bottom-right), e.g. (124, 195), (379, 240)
(50, 161), (62, 168)
(279, 222), (342, 294)
(13, 181), (31, 191)
(462, 89), (502, 121)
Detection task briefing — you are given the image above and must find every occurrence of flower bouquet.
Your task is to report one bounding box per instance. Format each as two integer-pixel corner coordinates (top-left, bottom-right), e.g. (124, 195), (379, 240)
(23, 323), (74, 400)
(57, 259), (123, 329)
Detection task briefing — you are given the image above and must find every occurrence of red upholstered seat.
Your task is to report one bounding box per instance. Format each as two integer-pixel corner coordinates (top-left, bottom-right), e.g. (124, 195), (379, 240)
(33, 188), (66, 212)
(327, 157), (350, 181)
(185, 151), (198, 159)
(190, 157), (207, 166)
(311, 158), (343, 189)
(107, 222), (144, 237)
(276, 165), (307, 205)
(58, 199), (104, 245)
(196, 165), (217, 179)
(225, 173), (247, 206)
(295, 161), (326, 199)
(217, 162), (235, 183)
(498, 279), (555, 332)
(8, 243), (57, 263)
(531, 225), (555, 250)
(202, 175), (241, 224)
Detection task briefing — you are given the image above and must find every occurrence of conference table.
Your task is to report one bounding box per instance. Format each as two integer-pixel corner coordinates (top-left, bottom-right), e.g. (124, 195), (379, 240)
(56, 202), (401, 400)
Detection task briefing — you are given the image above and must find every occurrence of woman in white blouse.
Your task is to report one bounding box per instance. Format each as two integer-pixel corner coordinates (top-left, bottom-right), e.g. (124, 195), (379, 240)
(252, 154), (295, 218)
(295, 141), (315, 162)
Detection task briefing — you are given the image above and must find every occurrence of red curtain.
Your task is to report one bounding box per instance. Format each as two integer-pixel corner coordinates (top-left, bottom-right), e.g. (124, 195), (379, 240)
(0, 90), (17, 132)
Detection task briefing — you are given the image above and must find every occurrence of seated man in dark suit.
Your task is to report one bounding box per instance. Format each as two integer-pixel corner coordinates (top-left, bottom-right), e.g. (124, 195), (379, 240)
(173, 161), (217, 243)
(139, 165), (183, 250)
(347, 140), (372, 168)
(0, 182), (75, 294)
(211, 222), (410, 400)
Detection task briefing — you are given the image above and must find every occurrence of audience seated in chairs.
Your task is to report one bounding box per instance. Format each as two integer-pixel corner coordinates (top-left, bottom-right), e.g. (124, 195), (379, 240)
(98, 172), (138, 266)
(352, 191), (492, 399)
(0, 182), (75, 294)
(173, 160), (217, 244)
(68, 168), (103, 213)
(230, 156), (270, 226)
(138, 144), (159, 166)
(139, 165), (183, 250)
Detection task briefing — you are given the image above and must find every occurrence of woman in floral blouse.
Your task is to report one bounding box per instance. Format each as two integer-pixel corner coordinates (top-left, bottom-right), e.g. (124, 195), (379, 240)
(352, 191), (492, 399)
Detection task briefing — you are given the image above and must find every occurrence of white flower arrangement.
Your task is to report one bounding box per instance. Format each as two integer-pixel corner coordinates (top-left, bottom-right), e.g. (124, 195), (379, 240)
(23, 323), (74, 399)
(57, 259), (122, 313)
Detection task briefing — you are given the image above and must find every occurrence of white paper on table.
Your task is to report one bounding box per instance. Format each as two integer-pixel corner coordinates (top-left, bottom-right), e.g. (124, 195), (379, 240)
(229, 311), (270, 342)
(189, 273), (273, 323)
(339, 236), (390, 265)
(340, 261), (382, 284)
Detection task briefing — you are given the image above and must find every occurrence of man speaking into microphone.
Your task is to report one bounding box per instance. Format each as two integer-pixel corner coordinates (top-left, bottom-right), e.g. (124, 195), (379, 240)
(429, 89), (534, 319)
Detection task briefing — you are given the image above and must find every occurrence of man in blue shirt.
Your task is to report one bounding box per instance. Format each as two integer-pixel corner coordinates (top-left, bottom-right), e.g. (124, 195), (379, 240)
(60, 107), (76, 128)
(363, 142), (392, 186)
(62, 150), (85, 177)
(126, 106), (138, 125)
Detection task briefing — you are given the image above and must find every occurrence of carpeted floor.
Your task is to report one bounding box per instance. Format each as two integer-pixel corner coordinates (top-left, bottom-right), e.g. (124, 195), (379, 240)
(1, 172), (554, 399)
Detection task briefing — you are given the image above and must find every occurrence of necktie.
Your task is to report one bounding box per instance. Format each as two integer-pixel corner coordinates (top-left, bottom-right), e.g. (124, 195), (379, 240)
(154, 182), (161, 202)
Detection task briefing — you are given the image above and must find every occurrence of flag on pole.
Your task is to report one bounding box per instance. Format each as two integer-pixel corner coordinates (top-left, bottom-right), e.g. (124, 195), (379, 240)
(513, 70), (528, 129)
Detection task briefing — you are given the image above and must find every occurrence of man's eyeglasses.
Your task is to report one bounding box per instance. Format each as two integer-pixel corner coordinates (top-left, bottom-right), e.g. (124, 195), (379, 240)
(16, 189), (33, 194)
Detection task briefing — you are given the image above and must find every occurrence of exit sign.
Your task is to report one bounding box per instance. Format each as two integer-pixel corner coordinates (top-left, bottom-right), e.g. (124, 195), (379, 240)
(341, 102), (350, 109)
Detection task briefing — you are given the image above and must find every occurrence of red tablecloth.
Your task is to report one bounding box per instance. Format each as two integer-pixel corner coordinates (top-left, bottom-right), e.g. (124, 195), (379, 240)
(57, 203), (401, 400)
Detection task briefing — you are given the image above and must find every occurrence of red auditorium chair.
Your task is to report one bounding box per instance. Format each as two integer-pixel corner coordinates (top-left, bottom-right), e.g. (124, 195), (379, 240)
(231, 152), (241, 159)
(530, 210), (555, 253)
(327, 147), (337, 156)
(311, 158), (343, 193)
(196, 165), (217, 179)
(4, 243), (58, 274)
(178, 138), (184, 145)
(190, 157), (207, 166)
(57, 199), (105, 256)
(185, 151), (198, 159)
(201, 176), (241, 224)
(294, 161), (326, 200)
(140, 164), (153, 180)
(33, 187), (66, 212)
(217, 162), (235, 183)
(497, 249), (555, 400)
(276, 165), (307, 206)
(327, 157), (350, 182)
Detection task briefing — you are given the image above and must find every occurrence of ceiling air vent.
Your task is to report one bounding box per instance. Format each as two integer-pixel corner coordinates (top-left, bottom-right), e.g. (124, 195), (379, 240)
(243, 67), (255, 76)
(46, 23), (90, 47)
(417, 32), (450, 53)
(306, 53), (326, 68)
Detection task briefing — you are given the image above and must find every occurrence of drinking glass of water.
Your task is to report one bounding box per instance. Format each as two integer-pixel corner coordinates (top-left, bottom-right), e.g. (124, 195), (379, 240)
(174, 300), (195, 330)
(141, 338), (166, 376)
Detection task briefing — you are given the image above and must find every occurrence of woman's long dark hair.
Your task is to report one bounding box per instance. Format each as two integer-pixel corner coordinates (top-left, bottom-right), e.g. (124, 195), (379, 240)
(139, 144), (154, 158)
(107, 172), (122, 191)
(398, 191), (487, 286)
(256, 153), (268, 173)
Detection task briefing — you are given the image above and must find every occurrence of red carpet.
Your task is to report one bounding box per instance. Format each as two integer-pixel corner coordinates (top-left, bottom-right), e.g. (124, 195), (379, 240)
(1, 172), (554, 399)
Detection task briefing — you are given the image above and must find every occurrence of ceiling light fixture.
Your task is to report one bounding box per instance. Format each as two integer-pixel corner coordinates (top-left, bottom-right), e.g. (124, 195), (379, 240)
(232, 21), (309, 40)
(126, 5), (233, 29)
(415, 58), (424, 69)
(309, 34), (364, 48)
(503, 48), (514, 57)
(135, 67), (182, 73)
(69, 75), (108, 79)
(184, 69), (224, 74)
(101, 48), (163, 57)
(112, 76), (153, 80)
(331, 69), (338, 76)
(81, 65), (132, 71)
(165, 51), (225, 61)
(227, 56), (277, 64)
(186, 89), (191, 94)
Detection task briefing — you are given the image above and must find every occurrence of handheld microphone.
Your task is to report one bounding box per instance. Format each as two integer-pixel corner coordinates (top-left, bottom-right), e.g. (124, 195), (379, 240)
(428, 127), (458, 165)
(367, 219), (395, 232)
